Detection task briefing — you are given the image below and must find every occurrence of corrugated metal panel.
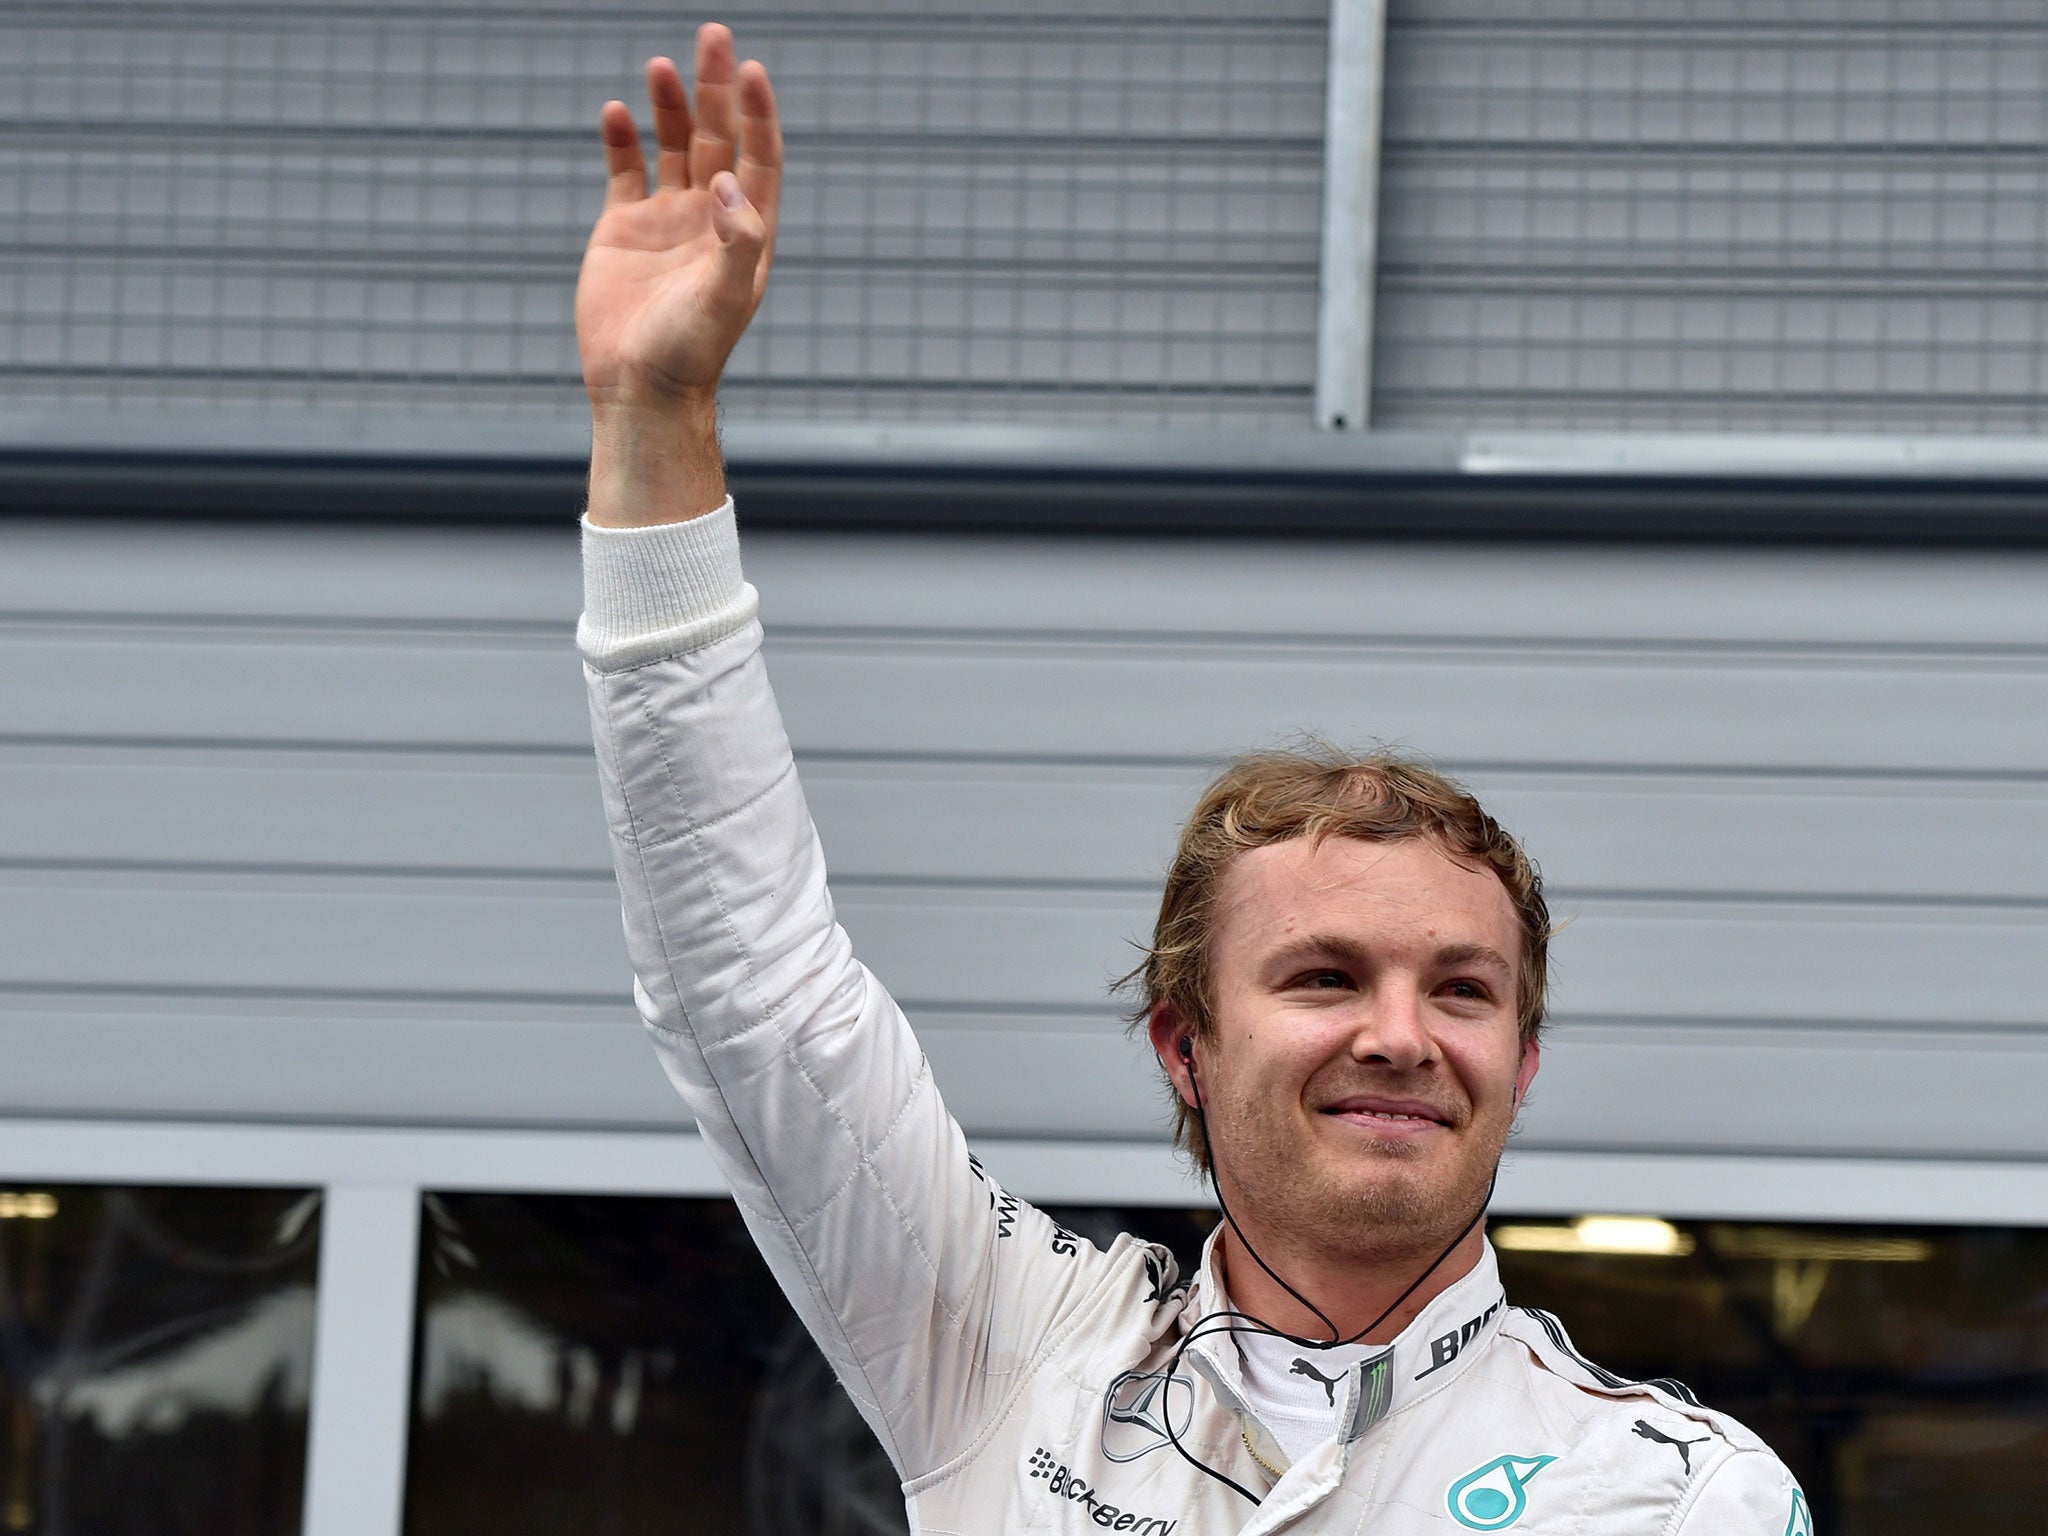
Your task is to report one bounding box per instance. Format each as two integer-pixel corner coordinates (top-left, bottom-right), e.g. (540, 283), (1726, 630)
(15, 752), (2048, 900)
(1374, 0), (2048, 432)
(2, 519), (2045, 1165)
(12, 626), (2048, 768)
(1, 0), (1324, 428)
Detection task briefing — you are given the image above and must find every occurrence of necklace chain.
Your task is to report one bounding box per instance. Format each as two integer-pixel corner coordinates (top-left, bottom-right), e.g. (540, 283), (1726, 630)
(1240, 1422), (1287, 1479)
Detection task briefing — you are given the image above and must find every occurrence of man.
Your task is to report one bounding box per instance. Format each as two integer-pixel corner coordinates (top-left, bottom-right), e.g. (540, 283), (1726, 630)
(575, 24), (1808, 1532)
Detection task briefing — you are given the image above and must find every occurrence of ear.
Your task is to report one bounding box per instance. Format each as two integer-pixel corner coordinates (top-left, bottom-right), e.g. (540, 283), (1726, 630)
(1147, 1005), (1199, 1109)
(1512, 1036), (1541, 1113)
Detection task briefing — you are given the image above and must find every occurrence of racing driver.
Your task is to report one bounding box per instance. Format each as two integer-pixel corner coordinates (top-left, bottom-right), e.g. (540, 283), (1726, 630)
(574, 23), (1809, 1534)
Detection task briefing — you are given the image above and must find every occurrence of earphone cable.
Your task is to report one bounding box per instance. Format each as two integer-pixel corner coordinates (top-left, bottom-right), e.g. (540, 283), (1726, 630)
(1151, 1055), (1500, 1504)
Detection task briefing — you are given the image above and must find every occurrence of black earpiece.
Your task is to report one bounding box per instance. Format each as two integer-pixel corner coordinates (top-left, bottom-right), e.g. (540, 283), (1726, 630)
(1178, 1036), (1194, 1063)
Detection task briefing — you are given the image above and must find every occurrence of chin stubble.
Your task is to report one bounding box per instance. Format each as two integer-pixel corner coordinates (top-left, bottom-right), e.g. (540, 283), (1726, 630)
(1222, 1104), (1506, 1263)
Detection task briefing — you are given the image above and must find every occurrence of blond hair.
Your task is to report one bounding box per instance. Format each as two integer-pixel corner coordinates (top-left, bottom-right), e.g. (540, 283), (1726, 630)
(1123, 748), (1550, 1172)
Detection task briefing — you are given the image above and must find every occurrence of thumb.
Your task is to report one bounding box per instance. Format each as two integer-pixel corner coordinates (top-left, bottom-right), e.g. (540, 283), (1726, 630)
(706, 172), (767, 317)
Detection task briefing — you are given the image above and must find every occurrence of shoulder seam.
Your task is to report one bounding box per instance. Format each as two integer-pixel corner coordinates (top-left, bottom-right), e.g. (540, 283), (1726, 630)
(1663, 1445), (1781, 1536)
(1513, 1306), (1705, 1408)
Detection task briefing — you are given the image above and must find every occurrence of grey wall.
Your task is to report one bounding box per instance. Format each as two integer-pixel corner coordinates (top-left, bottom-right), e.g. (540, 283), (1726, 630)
(4, 517), (2045, 1170)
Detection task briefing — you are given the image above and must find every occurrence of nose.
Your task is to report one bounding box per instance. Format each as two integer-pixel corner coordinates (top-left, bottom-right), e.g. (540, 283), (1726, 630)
(1349, 980), (1436, 1072)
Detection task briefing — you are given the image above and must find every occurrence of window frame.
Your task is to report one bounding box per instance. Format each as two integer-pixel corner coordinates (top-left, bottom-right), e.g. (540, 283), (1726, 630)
(0, 1116), (2043, 1536)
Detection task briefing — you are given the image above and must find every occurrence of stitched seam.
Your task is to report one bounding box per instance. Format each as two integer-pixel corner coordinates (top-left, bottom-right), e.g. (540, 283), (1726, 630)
(788, 1056), (953, 1261)
(582, 610), (758, 676)
(747, 993), (954, 1316)
(766, 1064), (966, 1424)
(868, 1178), (953, 1324)
(734, 948), (863, 1047)
(1662, 1448), (1750, 1536)
(632, 757), (799, 849)
(628, 658), (968, 1449)
(868, 1054), (938, 1160)
(783, 1144), (871, 1233)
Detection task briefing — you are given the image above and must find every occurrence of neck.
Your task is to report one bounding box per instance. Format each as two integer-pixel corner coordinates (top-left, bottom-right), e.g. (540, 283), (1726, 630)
(1213, 1214), (1486, 1346)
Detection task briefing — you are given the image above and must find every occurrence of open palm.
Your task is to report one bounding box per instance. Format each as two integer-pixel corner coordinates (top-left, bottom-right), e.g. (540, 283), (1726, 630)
(576, 26), (783, 412)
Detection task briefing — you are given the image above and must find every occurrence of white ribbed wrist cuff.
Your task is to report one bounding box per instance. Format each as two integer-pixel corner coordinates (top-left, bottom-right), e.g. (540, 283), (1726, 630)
(577, 497), (760, 670)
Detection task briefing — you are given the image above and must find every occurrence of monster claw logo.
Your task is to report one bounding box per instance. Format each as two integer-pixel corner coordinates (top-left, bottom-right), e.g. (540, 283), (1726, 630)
(1784, 1489), (1813, 1536)
(1447, 1454), (1556, 1530)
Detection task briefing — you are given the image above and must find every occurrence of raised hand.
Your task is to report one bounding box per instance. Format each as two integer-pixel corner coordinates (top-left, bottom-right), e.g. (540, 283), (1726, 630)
(576, 25), (783, 417)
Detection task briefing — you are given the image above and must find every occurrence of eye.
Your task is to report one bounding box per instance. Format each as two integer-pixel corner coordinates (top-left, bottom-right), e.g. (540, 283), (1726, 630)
(1290, 969), (1351, 991)
(1441, 979), (1492, 1003)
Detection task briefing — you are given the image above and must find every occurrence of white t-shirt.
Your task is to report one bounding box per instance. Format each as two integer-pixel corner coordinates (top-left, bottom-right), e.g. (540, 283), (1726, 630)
(1234, 1326), (1387, 1463)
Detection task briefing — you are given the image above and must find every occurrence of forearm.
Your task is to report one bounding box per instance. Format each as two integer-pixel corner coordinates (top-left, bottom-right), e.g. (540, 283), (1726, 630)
(585, 395), (726, 529)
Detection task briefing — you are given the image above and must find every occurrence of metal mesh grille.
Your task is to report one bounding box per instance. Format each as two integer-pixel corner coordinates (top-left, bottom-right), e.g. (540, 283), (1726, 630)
(1374, 0), (2048, 432)
(1, 0), (1325, 430)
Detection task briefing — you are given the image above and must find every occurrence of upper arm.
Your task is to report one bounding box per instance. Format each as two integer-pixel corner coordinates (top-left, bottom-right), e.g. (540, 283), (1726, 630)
(1670, 1448), (1810, 1535)
(588, 628), (1121, 1477)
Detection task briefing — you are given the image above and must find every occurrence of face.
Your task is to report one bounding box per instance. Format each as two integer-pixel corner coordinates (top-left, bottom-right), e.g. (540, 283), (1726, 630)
(1153, 835), (1539, 1262)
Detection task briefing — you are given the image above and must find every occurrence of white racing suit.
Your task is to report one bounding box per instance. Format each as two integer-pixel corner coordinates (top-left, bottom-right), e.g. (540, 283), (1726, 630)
(580, 503), (1810, 1535)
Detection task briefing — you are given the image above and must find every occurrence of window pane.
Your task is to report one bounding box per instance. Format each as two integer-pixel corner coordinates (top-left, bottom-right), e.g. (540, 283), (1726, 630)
(405, 1194), (2047, 1536)
(406, 1193), (908, 1536)
(1491, 1217), (2048, 1534)
(404, 1197), (1212, 1535)
(0, 1183), (320, 1536)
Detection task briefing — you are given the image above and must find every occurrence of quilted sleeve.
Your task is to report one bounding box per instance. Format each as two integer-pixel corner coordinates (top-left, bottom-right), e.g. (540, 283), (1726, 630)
(581, 506), (1124, 1481)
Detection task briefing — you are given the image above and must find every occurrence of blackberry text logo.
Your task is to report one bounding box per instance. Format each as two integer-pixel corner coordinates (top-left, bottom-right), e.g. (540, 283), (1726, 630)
(1026, 1447), (1178, 1533)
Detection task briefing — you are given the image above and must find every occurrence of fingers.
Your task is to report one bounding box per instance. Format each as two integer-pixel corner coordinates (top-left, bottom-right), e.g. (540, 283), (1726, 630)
(706, 171), (769, 321)
(606, 33), (775, 216)
(598, 99), (647, 210)
(734, 59), (784, 232)
(645, 56), (694, 194)
(688, 23), (739, 193)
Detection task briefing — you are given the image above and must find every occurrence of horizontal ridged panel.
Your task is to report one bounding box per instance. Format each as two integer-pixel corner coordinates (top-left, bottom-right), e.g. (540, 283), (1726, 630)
(10, 523), (2048, 649)
(14, 749), (2048, 902)
(4, 522), (2047, 1165)
(3, 990), (2043, 1160)
(1516, 1022), (2048, 1161)
(0, 992), (686, 1129)
(3, 871), (2043, 1032)
(10, 629), (2048, 774)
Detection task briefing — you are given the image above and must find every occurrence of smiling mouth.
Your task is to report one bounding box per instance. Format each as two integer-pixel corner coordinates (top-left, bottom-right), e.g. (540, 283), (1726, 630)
(1321, 1103), (1451, 1130)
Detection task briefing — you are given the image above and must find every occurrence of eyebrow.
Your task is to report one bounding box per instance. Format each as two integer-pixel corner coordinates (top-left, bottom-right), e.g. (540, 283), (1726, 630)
(1262, 935), (1514, 977)
(1432, 942), (1516, 976)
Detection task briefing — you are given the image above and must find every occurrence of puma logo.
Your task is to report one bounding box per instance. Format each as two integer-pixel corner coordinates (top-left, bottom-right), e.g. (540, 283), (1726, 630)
(1632, 1419), (1710, 1476)
(1142, 1251), (1187, 1306)
(1290, 1357), (1342, 1406)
